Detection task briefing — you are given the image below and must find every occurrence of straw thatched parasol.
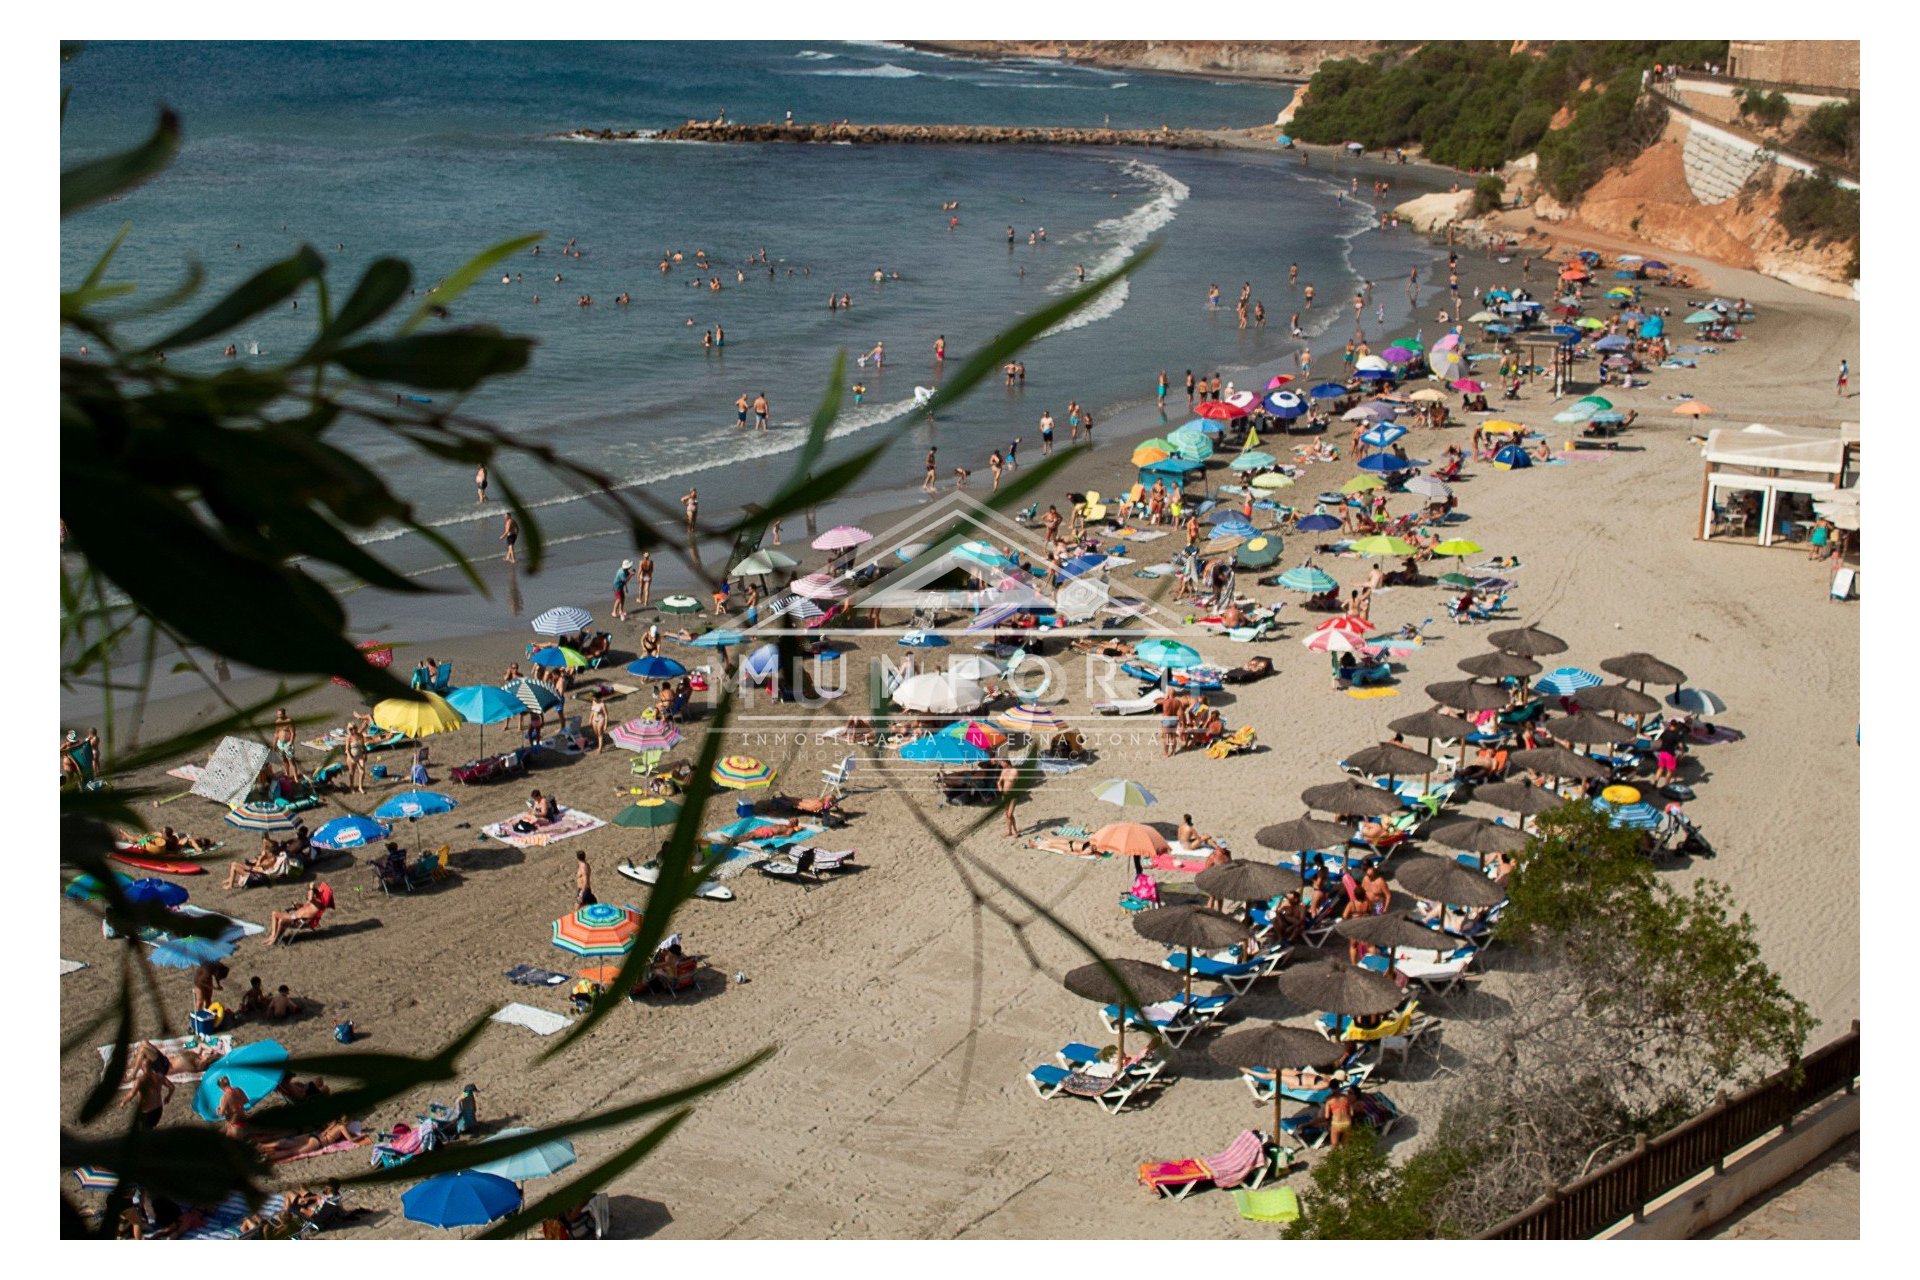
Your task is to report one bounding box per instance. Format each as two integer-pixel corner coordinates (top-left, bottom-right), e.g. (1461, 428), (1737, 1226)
(1134, 906), (1252, 999)
(1273, 956), (1406, 1016)
(1195, 860), (1298, 906)
(1335, 910), (1459, 952)
(1578, 683), (1661, 718)
(1392, 854), (1508, 908)
(1343, 742), (1440, 781)
(1301, 778), (1404, 816)
(1600, 652), (1687, 688)
(1425, 816), (1529, 858)
(1425, 679), (1511, 712)
(1508, 746), (1612, 782)
(1488, 625), (1569, 658)
(1209, 1025), (1349, 1139)
(1063, 959), (1185, 1062)
(1542, 711), (1637, 746)
(1472, 781), (1569, 818)
(1390, 708), (1475, 742)
(1257, 814), (1356, 854)
(1456, 651), (1543, 680)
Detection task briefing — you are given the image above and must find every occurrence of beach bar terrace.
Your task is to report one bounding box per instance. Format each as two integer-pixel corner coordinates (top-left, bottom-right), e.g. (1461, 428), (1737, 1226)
(1696, 426), (1858, 547)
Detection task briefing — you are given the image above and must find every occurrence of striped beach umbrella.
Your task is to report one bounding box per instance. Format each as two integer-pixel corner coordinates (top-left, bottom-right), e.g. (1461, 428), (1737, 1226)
(1303, 627), (1367, 653)
(613, 797), (682, 829)
(1230, 451), (1278, 471)
(375, 791), (458, 821)
(531, 607), (593, 636)
(503, 678), (563, 713)
(996, 704), (1067, 734)
(72, 1167), (119, 1192)
(552, 903), (641, 958)
(1405, 476), (1452, 501)
(1277, 566), (1338, 593)
(611, 717), (681, 753)
(657, 594), (702, 615)
(530, 646), (588, 670)
(811, 525), (873, 551)
(226, 802), (301, 833)
(1667, 688), (1727, 715)
(901, 735), (986, 764)
(1134, 638), (1201, 670)
(312, 815), (392, 850)
(792, 573), (849, 601)
(766, 593), (825, 622)
(1092, 778), (1157, 808)
(1535, 667), (1604, 698)
(1591, 796), (1663, 830)
(711, 756), (775, 790)
(685, 629), (745, 648)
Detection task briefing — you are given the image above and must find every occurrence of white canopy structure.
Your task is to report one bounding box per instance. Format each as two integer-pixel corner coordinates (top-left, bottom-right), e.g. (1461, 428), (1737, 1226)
(191, 736), (272, 807)
(1697, 427), (1858, 547)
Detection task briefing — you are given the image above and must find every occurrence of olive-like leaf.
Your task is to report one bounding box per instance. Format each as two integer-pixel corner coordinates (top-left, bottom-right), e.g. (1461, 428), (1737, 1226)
(400, 232), (543, 333)
(138, 245), (324, 354)
(62, 107), (179, 217)
(334, 328), (533, 391)
(305, 256), (412, 357)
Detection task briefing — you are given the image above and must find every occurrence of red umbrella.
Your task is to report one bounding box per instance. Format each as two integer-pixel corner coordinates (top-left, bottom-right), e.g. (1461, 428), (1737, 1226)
(1194, 400), (1250, 421)
(1314, 615), (1370, 636)
(1265, 374), (1295, 389)
(331, 640), (395, 688)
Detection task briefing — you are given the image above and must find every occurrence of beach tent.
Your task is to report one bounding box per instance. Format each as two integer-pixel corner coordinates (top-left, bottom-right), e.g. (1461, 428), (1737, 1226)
(192, 736), (273, 807)
(1492, 445), (1533, 470)
(1139, 456), (1207, 490)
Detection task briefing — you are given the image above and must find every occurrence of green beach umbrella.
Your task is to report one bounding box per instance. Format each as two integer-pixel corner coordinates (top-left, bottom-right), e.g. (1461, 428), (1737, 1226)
(1431, 539), (1483, 559)
(613, 797), (682, 829)
(1341, 474), (1386, 494)
(1437, 572), (1478, 589)
(657, 594), (702, 615)
(1251, 473), (1295, 490)
(1576, 395), (1614, 410)
(1574, 317), (1605, 329)
(1349, 535), (1417, 558)
(1236, 535), (1283, 569)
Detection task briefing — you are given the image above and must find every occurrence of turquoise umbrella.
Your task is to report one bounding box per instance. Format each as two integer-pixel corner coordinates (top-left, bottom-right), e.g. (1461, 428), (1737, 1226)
(471, 1127), (578, 1182)
(447, 684), (520, 754)
(1277, 566), (1338, 593)
(193, 1040), (289, 1121)
(1230, 451), (1278, 472)
(1134, 638), (1202, 670)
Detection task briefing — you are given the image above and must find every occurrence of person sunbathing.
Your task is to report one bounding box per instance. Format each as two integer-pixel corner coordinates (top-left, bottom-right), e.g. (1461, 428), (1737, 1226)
(742, 817), (804, 841)
(1356, 816), (1396, 845)
(265, 883), (326, 946)
(276, 1075), (331, 1102)
(1027, 833), (1097, 856)
(223, 842), (288, 890)
(255, 1118), (360, 1161)
(1070, 636), (1134, 658)
(767, 792), (837, 817)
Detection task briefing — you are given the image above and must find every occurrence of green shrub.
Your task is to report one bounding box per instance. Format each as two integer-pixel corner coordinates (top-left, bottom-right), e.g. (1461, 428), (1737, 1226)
(1471, 175), (1506, 214)
(1777, 168), (1860, 246)
(1794, 99), (1859, 165)
(1738, 88), (1791, 127)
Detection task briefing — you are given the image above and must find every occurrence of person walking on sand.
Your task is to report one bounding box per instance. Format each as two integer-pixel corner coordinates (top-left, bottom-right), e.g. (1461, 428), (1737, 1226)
(1039, 410), (1055, 456)
(588, 695), (609, 753)
(637, 551), (654, 607)
(989, 451), (1004, 491)
(575, 850), (597, 907)
(923, 448), (939, 494)
(1837, 358), (1849, 397)
(999, 757), (1022, 837)
(680, 489), (698, 531)
(500, 513), (518, 564)
(612, 559), (632, 622)
(474, 464), (488, 504)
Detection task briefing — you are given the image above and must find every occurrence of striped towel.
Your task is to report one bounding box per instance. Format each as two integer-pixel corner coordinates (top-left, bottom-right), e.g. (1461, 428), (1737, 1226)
(177, 1191), (287, 1240)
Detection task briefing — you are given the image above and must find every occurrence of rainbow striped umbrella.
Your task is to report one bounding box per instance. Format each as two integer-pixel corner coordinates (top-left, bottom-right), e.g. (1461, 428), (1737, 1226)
(226, 802), (301, 833)
(611, 717), (681, 753)
(552, 903), (641, 957)
(995, 704), (1067, 734)
(711, 756), (775, 790)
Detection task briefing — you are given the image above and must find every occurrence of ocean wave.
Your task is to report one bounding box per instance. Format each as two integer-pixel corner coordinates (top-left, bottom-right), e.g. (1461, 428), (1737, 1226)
(1039, 157), (1189, 338)
(1111, 83), (1129, 89)
(794, 50), (837, 60)
(350, 394), (925, 548)
(804, 63), (920, 79)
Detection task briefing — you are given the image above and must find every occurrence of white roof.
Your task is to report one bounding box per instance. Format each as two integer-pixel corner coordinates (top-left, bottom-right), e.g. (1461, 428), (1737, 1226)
(1703, 428), (1849, 476)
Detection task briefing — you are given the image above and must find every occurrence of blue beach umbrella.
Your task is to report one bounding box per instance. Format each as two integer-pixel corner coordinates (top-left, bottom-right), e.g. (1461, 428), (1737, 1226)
(685, 629), (745, 648)
(447, 684), (521, 726)
(1263, 391), (1307, 418)
(1359, 424), (1408, 449)
(1593, 335), (1630, 352)
(1535, 667), (1604, 698)
(1278, 565), (1339, 593)
(1134, 638), (1202, 670)
(1191, 416), (1225, 435)
(1294, 514), (1342, 533)
(152, 934), (236, 969)
(312, 814), (391, 850)
(1354, 367), (1395, 382)
(1592, 796), (1663, 830)
(901, 735), (987, 764)
(529, 646), (585, 669)
(1639, 316), (1665, 338)
(402, 1171), (522, 1230)
(503, 678), (563, 713)
(1230, 451), (1278, 471)
(1357, 453), (1419, 473)
(193, 1040), (290, 1121)
(897, 631), (949, 648)
(625, 656), (688, 680)
(125, 878), (190, 909)
(1309, 382), (1349, 400)
(471, 1128), (579, 1183)
(742, 643), (782, 680)
(375, 790), (458, 821)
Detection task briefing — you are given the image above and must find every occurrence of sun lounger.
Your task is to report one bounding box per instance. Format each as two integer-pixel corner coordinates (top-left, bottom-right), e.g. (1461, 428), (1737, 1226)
(1025, 1053), (1166, 1115)
(1239, 1055), (1374, 1104)
(1138, 1129), (1275, 1199)
(1092, 693), (1160, 716)
(1161, 943), (1292, 995)
(1277, 1090), (1404, 1151)
(1391, 949), (1476, 995)
(1101, 993), (1232, 1047)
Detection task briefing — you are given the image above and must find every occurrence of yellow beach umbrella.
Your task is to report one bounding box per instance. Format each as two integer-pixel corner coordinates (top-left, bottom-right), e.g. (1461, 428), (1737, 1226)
(1341, 474), (1386, 494)
(372, 692), (464, 738)
(1482, 420), (1522, 433)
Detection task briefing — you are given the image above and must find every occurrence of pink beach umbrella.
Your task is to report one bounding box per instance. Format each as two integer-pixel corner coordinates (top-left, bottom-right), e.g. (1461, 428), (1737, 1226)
(792, 573), (849, 601)
(1451, 379), (1484, 394)
(610, 717), (681, 753)
(812, 526), (873, 552)
(1266, 374), (1295, 390)
(1303, 628), (1368, 653)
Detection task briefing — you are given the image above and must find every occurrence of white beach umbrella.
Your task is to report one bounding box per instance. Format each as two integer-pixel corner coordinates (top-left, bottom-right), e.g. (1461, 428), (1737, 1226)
(892, 672), (988, 714)
(531, 606), (593, 635)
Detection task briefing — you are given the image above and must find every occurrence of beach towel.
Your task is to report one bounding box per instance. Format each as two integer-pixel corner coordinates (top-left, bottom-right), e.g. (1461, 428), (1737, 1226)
(1346, 687), (1400, 700)
(61, 958), (86, 977)
(482, 809), (607, 849)
(491, 1002), (573, 1037)
(1036, 758), (1088, 775)
(165, 764), (204, 784)
(1231, 1185), (1301, 1223)
(704, 845), (770, 878)
(178, 1191), (288, 1240)
(99, 1034), (236, 1087)
(505, 964), (572, 987)
(273, 1121), (372, 1164)
(1150, 851), (1211, 874)
(1122, 529), (1169, 542)
(1133, 564), (1178, 578)
(175, 903), (266, 939)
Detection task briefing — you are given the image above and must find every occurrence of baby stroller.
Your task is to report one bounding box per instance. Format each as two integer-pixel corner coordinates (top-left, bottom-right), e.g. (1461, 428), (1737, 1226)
(1654, 806), (1715, 859)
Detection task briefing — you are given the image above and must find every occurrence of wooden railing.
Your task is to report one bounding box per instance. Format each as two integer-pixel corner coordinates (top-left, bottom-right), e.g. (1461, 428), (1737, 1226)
(1480, 1025), (1860, 1239)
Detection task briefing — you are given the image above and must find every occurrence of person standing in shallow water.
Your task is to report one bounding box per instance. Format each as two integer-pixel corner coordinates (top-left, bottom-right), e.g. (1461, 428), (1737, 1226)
(474, 464), (488, 503)
(500, 513), (518, 564)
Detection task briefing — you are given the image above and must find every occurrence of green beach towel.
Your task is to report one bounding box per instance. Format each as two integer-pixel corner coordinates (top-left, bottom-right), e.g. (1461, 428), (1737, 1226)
(1231, 1185), (1300, 1223)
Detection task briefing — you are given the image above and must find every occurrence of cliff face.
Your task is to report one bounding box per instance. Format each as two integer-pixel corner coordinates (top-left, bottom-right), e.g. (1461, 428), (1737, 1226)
(907, 40), (1393, 83)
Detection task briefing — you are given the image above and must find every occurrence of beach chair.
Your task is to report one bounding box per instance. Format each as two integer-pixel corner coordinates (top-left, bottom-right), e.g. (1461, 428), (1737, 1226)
(275, 883), (334, 943)
(1161, 942), (1292, 995)
(821, 754), (857, 797)
(1205, 725), (1258, 759)
(1391, 948), (1476, 996)
(1239, 1053), (1374, 1104)
(1101, 994), (1232, 1048)
(1092, 693), (1160, 716)
(1231, 1185), (1302, 1223)
(1025, 1053), (1165, 1115)
(1138, 1129), (1275, 1200)
(1346, 660), (1393, 688)
(1277, 1090), (1404, 1151)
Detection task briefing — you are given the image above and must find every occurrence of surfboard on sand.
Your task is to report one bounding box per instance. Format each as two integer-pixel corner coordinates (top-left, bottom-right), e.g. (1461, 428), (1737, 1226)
(108, 852), (207, 876)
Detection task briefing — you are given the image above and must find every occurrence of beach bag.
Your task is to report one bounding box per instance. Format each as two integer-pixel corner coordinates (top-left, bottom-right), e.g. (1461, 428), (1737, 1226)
(334, 1021), (355, 1045)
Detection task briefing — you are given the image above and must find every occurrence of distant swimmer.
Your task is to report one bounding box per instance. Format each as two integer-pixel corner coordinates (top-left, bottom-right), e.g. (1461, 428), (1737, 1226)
(949, 216), (959, 231)
(934, 335), (945, 362)
(1007, 225), (1015, 245)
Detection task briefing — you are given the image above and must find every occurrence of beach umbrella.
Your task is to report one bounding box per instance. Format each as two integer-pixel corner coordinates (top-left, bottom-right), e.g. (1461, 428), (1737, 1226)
(1437, 572), (1478, 590)
(1508, 746), (1611, 782)
(1553, 403), (1597, 423)
(1393, 855), (1506, 909)
(1309, 382), (1349, 399)
(1275, 956), (1405, 1017)
(1542, 712), (1636, 746)
(1135, 906), (1251, 1000)
(993, 704), (1066, 735)
(472, 1127), (578, 1183)
(613, 797), (682, 829)
(1489, 625), (1568, 658)
(372, 692), (464, 737)
(1426, 816), (1528, 860)
(1210, 1025), (1348, 1139)
(1132, 444), (1172, 466)
(1091, 778), (1156, 809)
(530, 646), (588, 670)
(1474, 781), (1567, 821)
(72, 1167), (119, 1193)
(897, 631), (950, 650)
(1359, 423), (1408, 449)
(503, 678), (564, 713)
(1344, 741), (1438, 781)
(151, 935), (235, 969)
(1063, 959), (1184, 1063)
(1195, 860), (1296, 906)
(1194, 399), (1250, 421)
(531, 606), (593, 636)
(1302, 627), (1366, 654)
(192, 1040), (289, 1121)
(1171, 433), (1215, 462)
(684, 629), (745, 648)
(1639, 316), (1665, 339)
(1349, 535), (1418, 558)
(1450, 379), (1484, 394)
(1592, 795), (1663, 830)
(447, 685), (521, 737)
(1535, 666), (1604, 698)
(1206, 509), (1255, 530)
(1236, 536), (1283, 569)
(1389, 709), (1474, 747)
(1263, 390), (1308, 419)
(657, 594), (702, 615)
(1685, 310), (1721, 324)
(225, 802), (301, 833)
(1256, 815), (1354, 860)
(1457, 651), (1540, 680)
(1467, 310), (1498, 323)
(1090, 822), (1169, 861)
(330, 639), (397, 689)
(312, 815), (391, 850)
(625, 656), (688, 681)
(1251, 474), (1294, 492)
(1134, 638), (1202, 670)
(552, 903), (641, 958)
(892, 672), (987, 714)
(1301, 778), (1400, 817)
(1294, 514), (1342, 534)
(1602, 653), (1688, 687)
(1579, 683), (1661, 719)
(792, 574), (849, 602)
(731, 549), (801, 578)
(1276, 565), (1338, 593)
(1230, 451), (1279, 472)
(1313, 614), (1370, 637)
(375, 790), (457, 821)
(1431, 540), (1482, 561)
(1424, 679), (1510, 712)
(402, 1170), (522, 1230)
(1594, 335), (1630, 352)
(1340, 475), (1387, 496)
(1337, 907), (1457, 952)
(711, 756), (775, 789)
(1355, 355), (1390, 374)
(811, 525), (873, 551)
(1266, 374), (1295, 389)
(1667, 688), (1728, 716)
(1380, 345), (1415, 366)
(121, 877), (190, 908)
(894, 543), (932, 564)
(611, 717), (681, 753)
(901, 734), (987, 765)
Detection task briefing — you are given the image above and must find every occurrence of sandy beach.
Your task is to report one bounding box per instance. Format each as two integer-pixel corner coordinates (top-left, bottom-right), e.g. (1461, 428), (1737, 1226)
(60, 195), (1860, 1238)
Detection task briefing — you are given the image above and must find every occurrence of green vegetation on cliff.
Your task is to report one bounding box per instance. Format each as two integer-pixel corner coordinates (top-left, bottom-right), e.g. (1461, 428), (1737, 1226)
(1288, 41), (1727, 197)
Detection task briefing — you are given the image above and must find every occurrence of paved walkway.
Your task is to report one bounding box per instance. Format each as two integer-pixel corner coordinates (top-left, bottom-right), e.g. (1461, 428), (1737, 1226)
(1707, 1135), (1859, 1239)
